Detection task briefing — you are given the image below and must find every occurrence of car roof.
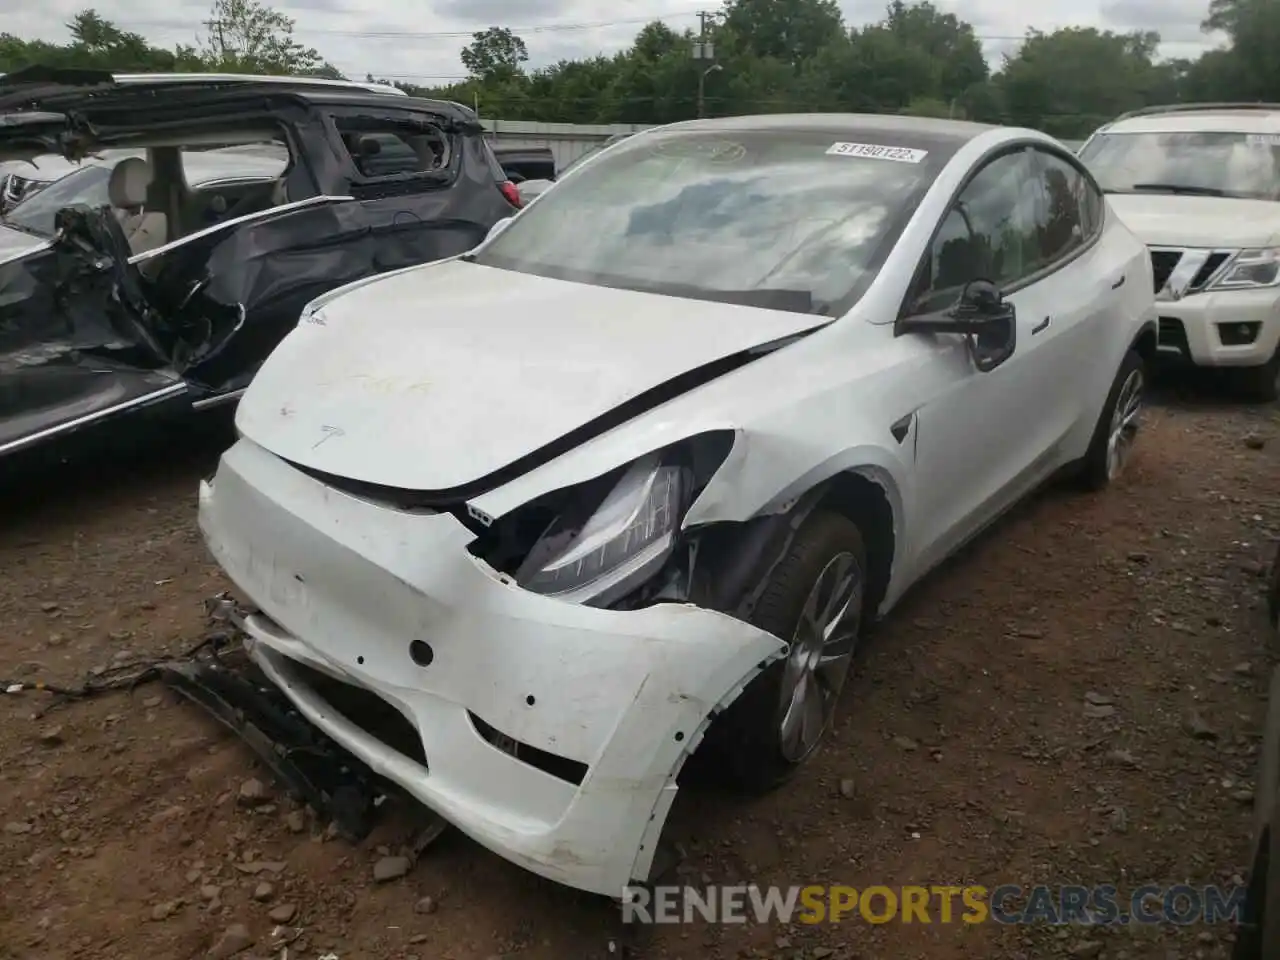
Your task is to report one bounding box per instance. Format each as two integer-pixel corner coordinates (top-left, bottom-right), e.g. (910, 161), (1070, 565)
(1103, 106), (1280, 136)
(655, 112), (998, 149)
(0, 66), (471, 122)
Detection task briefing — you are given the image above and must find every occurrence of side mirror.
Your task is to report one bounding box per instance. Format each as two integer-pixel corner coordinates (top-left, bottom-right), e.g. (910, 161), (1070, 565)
(896, 278), (1017, 373)
(484, 216), (513, 244)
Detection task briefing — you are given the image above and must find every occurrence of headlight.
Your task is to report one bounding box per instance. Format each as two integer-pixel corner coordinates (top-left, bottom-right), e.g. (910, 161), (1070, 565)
(514, 452), (688, 606)
(474, 431), (736, 608)
(1210, 248), (1280, 290)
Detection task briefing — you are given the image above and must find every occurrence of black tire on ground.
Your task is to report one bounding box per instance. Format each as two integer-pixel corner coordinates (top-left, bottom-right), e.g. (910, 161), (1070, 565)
(703, 510), (867, 794)
(1232, 348), (1280, 404)
(1076, 348), (1146, 492)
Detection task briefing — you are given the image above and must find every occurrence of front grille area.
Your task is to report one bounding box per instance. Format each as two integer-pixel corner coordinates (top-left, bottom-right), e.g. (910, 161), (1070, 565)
(1150, 250), (1182, 292)
(1148, 247), (1237, 296)
(1158, 316), (1190, 356)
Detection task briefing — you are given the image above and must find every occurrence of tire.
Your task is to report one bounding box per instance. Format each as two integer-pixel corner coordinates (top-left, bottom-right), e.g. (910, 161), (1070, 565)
(1077, 349), (1145, 492)
(704, 510), (867, 794)
(1233, 348), (1280, 404)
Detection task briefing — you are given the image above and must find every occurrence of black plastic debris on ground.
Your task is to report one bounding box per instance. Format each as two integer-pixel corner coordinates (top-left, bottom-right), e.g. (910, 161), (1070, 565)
(159, 652), (383, 842)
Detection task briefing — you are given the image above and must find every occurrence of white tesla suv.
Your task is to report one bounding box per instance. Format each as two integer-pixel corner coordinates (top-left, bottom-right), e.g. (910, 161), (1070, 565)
(198, 114), (1157, 897)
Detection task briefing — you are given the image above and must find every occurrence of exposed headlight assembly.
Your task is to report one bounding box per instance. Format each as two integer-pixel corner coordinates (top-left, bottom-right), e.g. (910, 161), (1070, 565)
(1210, 247), (1280, 290)
(482, 431), (735, 608)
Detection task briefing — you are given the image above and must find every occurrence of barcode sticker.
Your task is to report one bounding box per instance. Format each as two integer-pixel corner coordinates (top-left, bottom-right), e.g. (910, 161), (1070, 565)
(826, 142), (928, 163)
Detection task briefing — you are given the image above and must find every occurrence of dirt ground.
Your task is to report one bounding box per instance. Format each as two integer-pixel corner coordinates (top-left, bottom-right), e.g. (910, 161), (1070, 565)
(1, 385), (1277, 960)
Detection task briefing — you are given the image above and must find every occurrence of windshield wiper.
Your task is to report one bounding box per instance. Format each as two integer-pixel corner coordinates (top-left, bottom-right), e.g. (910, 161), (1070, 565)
(1129, 182), (1228, 197)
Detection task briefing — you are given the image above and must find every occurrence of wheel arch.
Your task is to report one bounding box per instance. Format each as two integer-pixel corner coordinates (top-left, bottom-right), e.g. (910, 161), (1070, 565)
(1131, 318), (1157, 366)
(688, 464), (901, 626)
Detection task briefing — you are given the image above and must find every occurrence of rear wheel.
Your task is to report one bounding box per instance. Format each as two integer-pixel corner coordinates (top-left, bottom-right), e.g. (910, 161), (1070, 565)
(1076, 349), (1145, 492)
(706, 511), (867, 793)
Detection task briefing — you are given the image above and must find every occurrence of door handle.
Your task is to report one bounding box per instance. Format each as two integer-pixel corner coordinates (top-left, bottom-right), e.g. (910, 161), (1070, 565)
(1032, 316), (1051, 335)
(1111, 274), (1126, 289)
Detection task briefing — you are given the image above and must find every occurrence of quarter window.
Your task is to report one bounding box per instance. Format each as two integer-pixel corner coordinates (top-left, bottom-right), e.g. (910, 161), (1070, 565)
(1034, 150), (1090, 263)
(331, 117), (452, 179)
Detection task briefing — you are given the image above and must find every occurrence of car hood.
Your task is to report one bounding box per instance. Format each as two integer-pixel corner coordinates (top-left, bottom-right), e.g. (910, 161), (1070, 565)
(1106, 193), (1280, 248)
(235, 260), (830, 493)
(0, 222), (47, 263)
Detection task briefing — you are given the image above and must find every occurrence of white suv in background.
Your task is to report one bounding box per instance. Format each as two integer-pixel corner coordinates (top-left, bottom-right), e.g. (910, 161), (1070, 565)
(1080, 104), (1280, 401)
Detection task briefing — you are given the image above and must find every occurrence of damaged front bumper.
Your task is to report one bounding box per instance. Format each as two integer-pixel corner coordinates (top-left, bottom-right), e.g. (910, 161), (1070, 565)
(197, 438), (785, 897)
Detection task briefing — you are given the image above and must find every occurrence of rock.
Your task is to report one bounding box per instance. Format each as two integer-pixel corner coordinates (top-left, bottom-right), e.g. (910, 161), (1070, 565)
(1015, 627), (1044, 639)
(410, 933), (428, 944)
(267, 903), (296, 924)
(141, 696), (162, 709)
(812, 949), (834, 959)
(1083, 702), (1116, 719)
(891, 735), (919, 751)
(1108, 749), (1138, 768)
(1243, 434), (1266, 450)
(838, 778), (856, 799)
(1084, 691), (1113, 706)
(200, 885), (222, 901)
(372, 855), (412, 882)
(284, 810), (306, 834)
(40, 602), (59, 613)
(1233, 661), (1254, 677)
(237, 779), (269, 807)
(1183, 711), (1217, 740)
(414, 896), (438, 915)
(1126, 551), (1150, 564)
(37, 725), (64, 746)
(5, 821), (32, 835)
(206, 923), (253, 959)
(150, 901), (176, 922)
(252, 882), (274, 902)
(1233, 789), (1256, 804)
(1068, 941), (1103, 958)
(1108, 807), (1129, 833)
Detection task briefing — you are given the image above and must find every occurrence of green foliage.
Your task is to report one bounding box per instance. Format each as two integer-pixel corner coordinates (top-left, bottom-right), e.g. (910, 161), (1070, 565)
(3, 0), (1279, 138)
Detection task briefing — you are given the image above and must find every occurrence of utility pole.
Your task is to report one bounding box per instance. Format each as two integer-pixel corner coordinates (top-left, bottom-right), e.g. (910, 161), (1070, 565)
(692, 10), (720, 119)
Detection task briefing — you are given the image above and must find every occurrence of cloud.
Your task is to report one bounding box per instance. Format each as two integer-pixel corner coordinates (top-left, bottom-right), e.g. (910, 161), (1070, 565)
(6, 0), (1225, 86)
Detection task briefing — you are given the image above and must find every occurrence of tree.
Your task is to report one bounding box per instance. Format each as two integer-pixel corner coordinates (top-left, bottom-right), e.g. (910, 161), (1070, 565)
(884, 1), (987, 99)
(1201, 0), (1280, 101)
(198, 0), (329, 76)
(996, 28), (1168, 138)
(719, 0), (844, 67)
(460, 26), (528, 83)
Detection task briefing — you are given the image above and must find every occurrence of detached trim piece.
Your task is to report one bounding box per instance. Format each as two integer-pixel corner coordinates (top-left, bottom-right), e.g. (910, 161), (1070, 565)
(0, 381), (188, 457)
(191, 387), (246, 412)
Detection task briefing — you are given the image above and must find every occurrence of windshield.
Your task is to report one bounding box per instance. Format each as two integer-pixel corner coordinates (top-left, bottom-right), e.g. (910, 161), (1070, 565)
(3, 163), (114, 235)
(1080, 131), (1280, 201)
(472, 129), (938, 314)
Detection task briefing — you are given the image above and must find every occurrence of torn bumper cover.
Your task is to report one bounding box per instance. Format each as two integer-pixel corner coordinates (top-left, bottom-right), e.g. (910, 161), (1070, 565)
(197, 438), (785, 896)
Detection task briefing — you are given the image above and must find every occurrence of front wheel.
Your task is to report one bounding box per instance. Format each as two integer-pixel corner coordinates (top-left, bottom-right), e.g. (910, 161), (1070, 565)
(704, 511), (867, 794)
(1076, 348), (1145, 492)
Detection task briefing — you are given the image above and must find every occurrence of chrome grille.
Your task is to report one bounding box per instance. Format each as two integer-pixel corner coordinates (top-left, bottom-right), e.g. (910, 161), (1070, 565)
(1147, 246), (1239, 298)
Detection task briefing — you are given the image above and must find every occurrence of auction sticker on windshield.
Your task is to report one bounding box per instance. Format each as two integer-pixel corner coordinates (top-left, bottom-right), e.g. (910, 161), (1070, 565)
(826, 142), (927, 163)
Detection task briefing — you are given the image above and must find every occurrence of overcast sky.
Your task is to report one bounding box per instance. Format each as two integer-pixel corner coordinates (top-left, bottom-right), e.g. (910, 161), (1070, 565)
(6, 0), (1225, 85)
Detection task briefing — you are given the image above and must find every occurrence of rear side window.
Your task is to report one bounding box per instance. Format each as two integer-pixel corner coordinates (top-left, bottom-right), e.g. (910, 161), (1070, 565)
(331, 116), (455, 181)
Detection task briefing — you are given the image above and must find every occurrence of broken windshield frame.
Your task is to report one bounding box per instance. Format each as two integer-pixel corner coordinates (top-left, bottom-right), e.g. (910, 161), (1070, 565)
(469, 128), (943, 317)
